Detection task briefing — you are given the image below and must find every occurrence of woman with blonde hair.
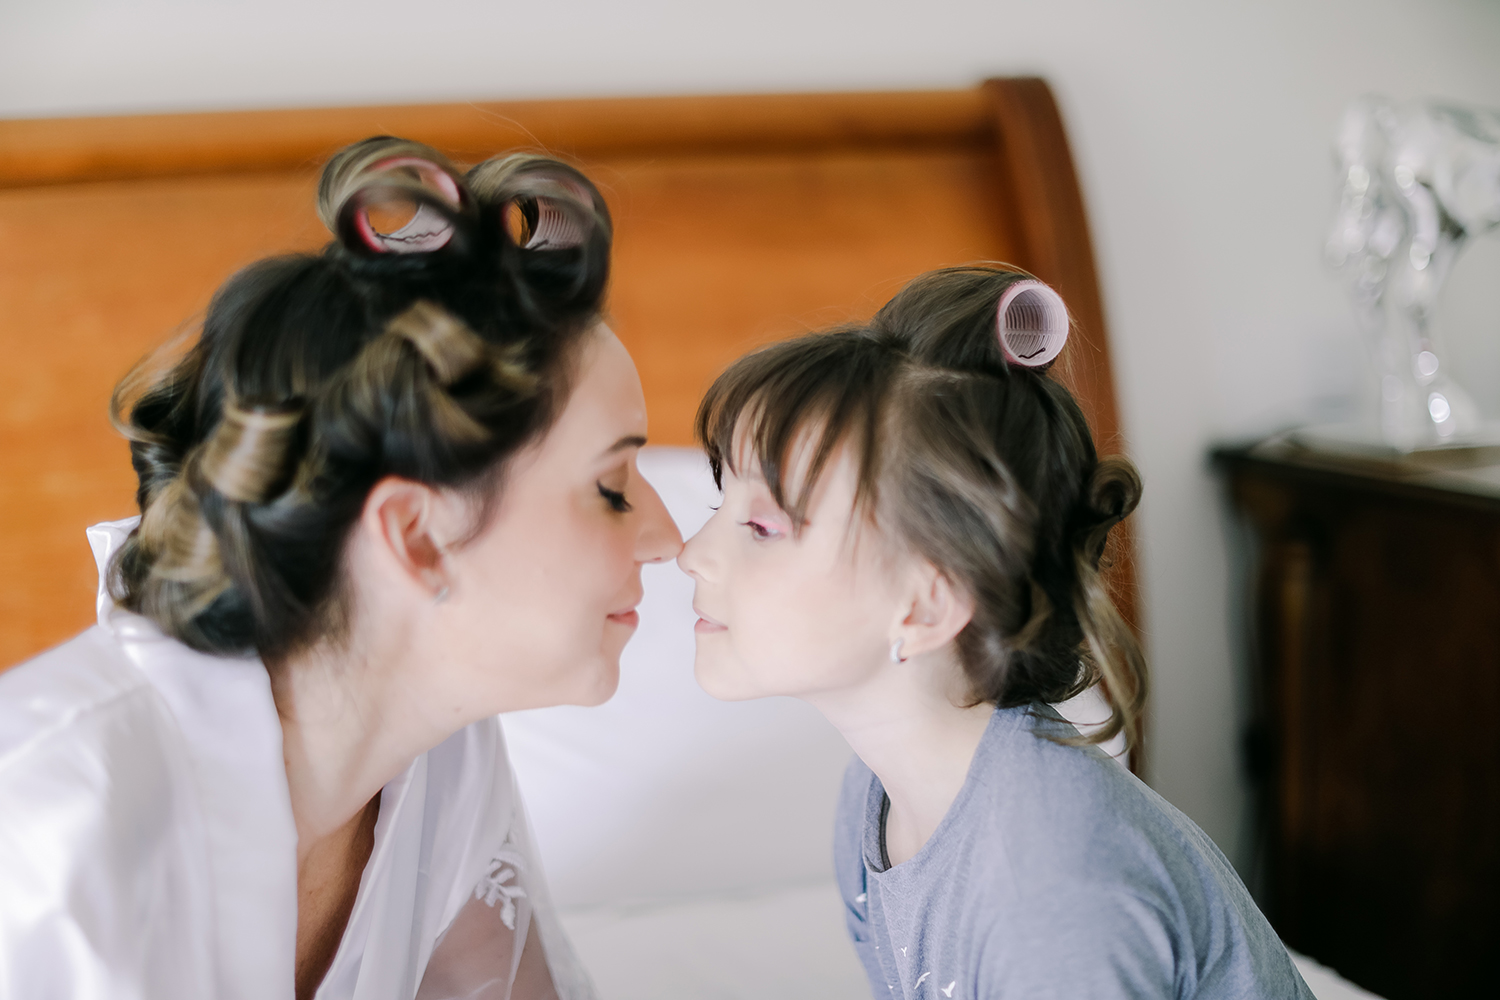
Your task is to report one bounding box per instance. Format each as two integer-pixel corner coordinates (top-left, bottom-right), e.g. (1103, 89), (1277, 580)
(0, 137), (680, 999)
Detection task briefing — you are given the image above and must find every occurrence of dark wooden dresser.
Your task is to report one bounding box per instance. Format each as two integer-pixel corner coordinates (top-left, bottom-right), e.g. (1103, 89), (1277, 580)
(1215, 436), (1500, 999)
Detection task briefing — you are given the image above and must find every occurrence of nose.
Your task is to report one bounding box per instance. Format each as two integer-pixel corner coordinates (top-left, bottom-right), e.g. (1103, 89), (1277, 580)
(677, 526), (702, 579)
(634, 475), (683, 564)
(676, 507), (721, 581)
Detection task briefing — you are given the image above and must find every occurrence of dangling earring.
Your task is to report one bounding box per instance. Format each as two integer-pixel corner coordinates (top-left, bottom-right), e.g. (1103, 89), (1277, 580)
(889, 638), (906, 663)
(434, 585), (449, 605)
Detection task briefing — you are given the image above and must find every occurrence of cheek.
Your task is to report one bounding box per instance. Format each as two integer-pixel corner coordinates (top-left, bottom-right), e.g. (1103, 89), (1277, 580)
(524, 505), (637, 652)
(553, 507), (633, 599)
(697, 549), (882, 699)
(448, 500), (634, 707)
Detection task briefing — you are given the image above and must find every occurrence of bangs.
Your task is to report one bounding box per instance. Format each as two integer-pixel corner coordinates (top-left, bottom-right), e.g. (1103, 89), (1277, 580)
(694, 329), (900, 528)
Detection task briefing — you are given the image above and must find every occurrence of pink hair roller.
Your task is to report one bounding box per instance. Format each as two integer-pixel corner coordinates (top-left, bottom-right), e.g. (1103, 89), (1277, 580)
(354, 157), (464, 254)
(521, 178), (595, 250)
(997, 280), (1070, 367)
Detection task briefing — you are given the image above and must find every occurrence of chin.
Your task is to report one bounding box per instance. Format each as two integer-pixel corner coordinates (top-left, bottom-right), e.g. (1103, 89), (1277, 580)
(692, 655), (761, 703)
(569, 656), (620, 707)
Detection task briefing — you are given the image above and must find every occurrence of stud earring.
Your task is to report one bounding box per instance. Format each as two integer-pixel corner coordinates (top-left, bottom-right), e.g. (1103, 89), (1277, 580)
(889, 638), (906, 663)
(434, 585), (449, 605)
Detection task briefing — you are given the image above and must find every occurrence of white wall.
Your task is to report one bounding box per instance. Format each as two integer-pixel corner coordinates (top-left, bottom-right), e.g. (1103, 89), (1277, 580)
(5, 0), (1500, 872)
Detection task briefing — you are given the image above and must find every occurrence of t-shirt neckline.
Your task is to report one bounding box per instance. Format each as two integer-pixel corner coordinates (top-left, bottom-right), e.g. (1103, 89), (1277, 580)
(864, 704), (1009, 876)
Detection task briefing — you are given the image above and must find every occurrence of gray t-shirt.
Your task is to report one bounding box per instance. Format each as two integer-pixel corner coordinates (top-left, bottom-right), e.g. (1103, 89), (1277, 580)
(834, 705), (1313, 999)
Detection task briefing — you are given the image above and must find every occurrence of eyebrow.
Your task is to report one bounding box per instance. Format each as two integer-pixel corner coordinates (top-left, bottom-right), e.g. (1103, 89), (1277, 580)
(600, 434), (648, 457)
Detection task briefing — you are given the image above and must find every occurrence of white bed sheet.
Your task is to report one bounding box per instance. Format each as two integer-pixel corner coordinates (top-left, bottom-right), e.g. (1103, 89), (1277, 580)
(560, 879), (1381, 1000)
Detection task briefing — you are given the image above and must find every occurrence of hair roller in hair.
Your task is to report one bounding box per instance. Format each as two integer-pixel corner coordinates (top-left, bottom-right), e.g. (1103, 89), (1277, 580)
(996, 280), (1070, 368)
(317, 138), (473, 256)
(199, 401), (304, 504)
(385, 300), (489, 386)
(509, 176), (594, 250)
(467, 155), (611, 252)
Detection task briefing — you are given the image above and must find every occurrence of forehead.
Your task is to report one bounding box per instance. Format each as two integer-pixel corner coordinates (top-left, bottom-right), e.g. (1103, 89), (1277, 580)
(505, 326), (645, 486)
(729, 420), (872, 531)
(550, 325), (646, 443)
(726, 405), (879, 529)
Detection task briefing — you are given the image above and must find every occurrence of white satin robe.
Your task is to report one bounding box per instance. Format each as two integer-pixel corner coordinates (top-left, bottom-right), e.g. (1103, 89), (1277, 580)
(0, 519), (597, 1000)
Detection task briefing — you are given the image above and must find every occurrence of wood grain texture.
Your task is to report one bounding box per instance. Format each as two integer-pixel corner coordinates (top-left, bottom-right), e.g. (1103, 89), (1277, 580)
(0, 90), (990, 189)
(605, 147), (1018, 443)
(0, 172), (329, 665)
(983, 78), (1120, 454)
(1222, 447), (1500, 999)
(0, 82), (1132, 692)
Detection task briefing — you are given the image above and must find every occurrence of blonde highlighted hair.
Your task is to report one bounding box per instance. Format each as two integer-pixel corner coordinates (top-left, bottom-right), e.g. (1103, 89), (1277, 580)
(111, 137), (611, 661)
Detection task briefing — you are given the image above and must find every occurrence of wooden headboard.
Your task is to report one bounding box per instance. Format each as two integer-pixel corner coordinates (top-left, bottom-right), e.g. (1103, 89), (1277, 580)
(0, 78), (1130, 671)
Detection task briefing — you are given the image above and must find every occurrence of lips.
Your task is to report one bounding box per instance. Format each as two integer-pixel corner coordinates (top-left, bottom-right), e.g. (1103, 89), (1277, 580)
(606, 594), (643, 629)
(693, 605), (727, 634)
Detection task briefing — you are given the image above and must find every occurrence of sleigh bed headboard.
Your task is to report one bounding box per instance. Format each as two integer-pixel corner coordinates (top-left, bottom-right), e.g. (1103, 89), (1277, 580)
(0, 79), (1131, 674)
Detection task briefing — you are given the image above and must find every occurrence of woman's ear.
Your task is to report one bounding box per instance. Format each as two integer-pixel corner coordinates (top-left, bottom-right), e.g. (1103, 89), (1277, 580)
(358, 476), (459, 600)
(894, 562), (975, 660)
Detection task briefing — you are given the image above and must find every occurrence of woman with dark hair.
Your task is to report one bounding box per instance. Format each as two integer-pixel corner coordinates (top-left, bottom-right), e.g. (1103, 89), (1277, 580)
(0, 138), (680, 1000)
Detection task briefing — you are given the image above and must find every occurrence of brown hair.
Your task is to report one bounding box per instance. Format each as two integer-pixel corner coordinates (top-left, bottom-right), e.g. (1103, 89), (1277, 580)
(696, 266), (1146, 749)
(110, 136), (611, 662)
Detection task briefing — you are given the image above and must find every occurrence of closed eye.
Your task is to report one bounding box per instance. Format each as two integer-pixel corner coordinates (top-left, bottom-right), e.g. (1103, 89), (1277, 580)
(598, 482), (632, 513)
(741, 520), (782, 540)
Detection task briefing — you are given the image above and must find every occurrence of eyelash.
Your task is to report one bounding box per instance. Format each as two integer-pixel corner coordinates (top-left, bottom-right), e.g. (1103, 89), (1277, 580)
(598, 483), (632, 514)
(740, 520), (781, 541)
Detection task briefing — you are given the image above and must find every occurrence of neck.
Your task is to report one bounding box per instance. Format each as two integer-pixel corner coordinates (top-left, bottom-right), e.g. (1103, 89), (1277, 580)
(271, 625), (451, 864)
(807, 653), (993, 866)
